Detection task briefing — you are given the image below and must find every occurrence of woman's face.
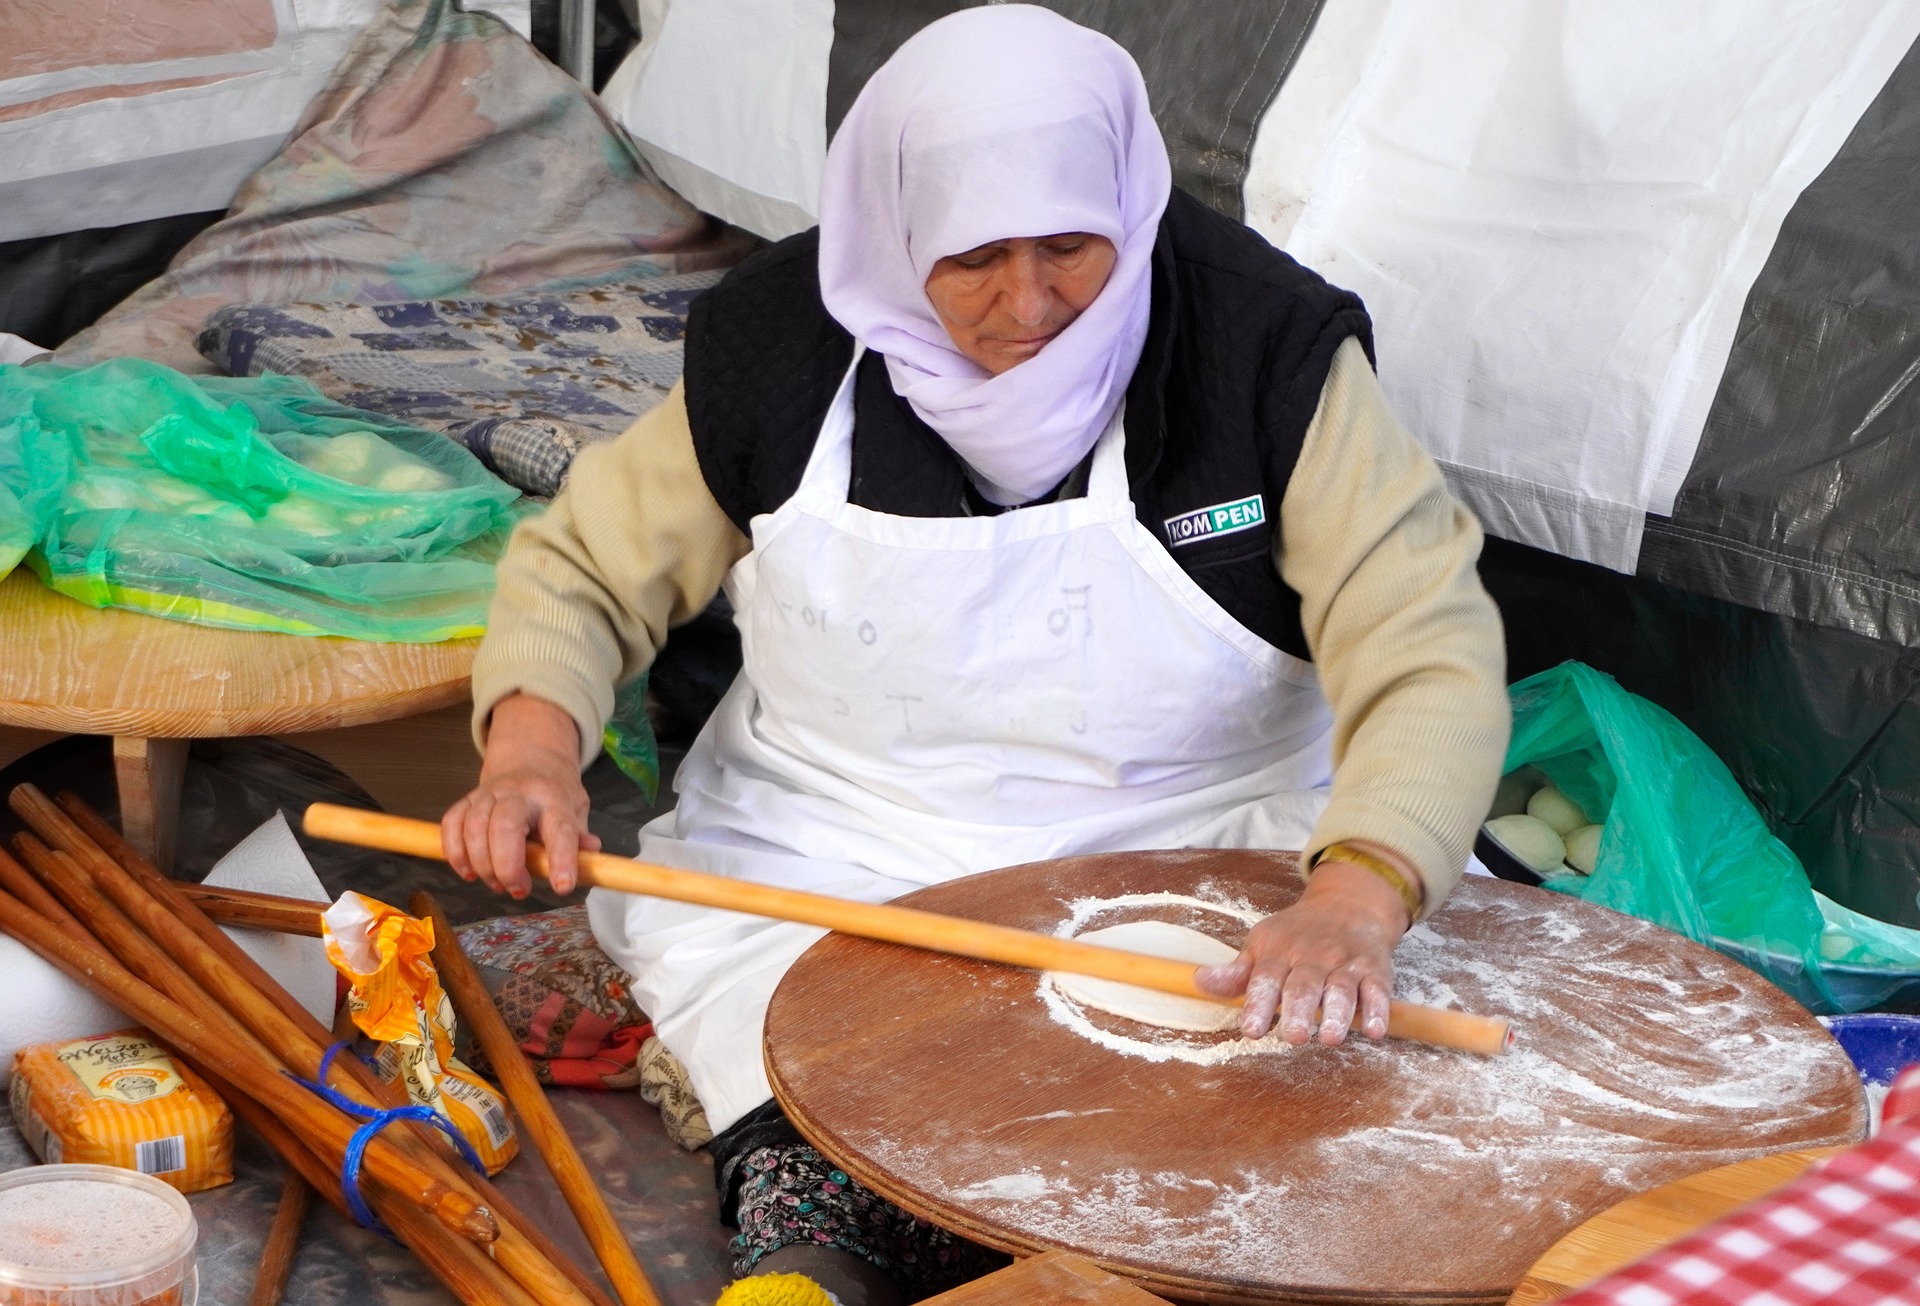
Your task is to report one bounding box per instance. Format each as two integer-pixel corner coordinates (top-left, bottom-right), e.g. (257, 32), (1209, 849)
(923, 233), (1117, 375)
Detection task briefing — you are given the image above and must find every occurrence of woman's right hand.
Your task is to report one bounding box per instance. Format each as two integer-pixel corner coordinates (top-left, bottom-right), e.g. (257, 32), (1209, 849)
(442, 693), (600, 898)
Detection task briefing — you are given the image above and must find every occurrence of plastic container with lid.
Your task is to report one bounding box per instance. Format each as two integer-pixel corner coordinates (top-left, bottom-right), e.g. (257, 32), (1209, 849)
(0, 1164), (198, 1306)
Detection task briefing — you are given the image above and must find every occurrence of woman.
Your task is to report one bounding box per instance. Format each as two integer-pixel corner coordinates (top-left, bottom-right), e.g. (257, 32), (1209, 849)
(446, 7), (1508, 1301)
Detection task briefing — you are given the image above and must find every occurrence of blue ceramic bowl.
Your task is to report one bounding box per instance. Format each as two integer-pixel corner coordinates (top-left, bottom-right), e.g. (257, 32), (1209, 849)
(1826, 1013), (1920, 1085)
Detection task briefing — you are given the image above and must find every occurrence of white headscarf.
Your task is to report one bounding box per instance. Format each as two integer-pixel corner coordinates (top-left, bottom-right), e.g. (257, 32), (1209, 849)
(817, 5), (1172, 503)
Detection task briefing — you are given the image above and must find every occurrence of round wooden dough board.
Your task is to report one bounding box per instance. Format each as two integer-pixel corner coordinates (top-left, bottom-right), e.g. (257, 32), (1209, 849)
(765, 850), (1866, 1306)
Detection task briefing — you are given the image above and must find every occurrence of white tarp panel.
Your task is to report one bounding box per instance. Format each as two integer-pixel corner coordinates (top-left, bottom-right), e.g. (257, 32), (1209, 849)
(0, 0), (531, 244)
(602, 0), (834, 241)
(1254, 0), (1920, 572)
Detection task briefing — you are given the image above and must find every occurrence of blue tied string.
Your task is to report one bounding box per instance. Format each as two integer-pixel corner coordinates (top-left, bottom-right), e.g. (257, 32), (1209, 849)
(291, 1041), (488, 1235)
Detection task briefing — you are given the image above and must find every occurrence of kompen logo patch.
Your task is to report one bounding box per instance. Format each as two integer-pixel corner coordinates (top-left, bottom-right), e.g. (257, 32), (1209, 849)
(1164, 494), (1265, 547)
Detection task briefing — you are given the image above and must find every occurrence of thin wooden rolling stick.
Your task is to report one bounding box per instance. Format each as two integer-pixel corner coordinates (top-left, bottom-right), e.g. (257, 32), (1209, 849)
(413, 889), (663, 1306)
(306, 804), (1514, 1057)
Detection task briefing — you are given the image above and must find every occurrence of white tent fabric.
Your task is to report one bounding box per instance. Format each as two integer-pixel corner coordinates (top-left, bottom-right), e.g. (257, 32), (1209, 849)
(1252, 0), (1920, 572)
(602, 0), (833, 241)
(0, 0), (532, 245)
(601, 0), (1920, 574)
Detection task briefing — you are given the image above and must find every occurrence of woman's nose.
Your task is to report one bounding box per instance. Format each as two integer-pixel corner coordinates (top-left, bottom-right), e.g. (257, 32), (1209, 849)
(1002, 253), (1050, 326)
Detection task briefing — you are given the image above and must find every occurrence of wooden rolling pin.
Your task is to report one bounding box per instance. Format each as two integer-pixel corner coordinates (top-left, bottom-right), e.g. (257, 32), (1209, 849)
(303, 804), (1514, 1057)
(180, 883), (325, 936)
(414, 890), (663, 1306)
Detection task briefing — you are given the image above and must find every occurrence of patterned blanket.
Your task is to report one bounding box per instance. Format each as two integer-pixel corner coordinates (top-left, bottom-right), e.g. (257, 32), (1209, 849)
(198, 270), (723, 496)
(56, 0), (750, 377)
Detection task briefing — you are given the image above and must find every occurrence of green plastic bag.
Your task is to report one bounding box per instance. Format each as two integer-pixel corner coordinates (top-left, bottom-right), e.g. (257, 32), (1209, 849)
(0, 358), (526, 641)
(1504, 662), (1920, 1014)
(602, 677), (661, 803)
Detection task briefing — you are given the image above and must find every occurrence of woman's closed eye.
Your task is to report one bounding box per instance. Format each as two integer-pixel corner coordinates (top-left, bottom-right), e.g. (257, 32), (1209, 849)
(950, 246), (1004, 271)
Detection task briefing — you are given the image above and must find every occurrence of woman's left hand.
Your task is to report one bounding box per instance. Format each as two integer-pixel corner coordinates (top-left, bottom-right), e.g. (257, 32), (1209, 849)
(1193, 858), (1412, 1045)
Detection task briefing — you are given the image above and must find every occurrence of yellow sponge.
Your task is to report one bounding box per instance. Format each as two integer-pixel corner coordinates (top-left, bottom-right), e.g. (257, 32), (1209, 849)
(714, 1272), (839, 1306)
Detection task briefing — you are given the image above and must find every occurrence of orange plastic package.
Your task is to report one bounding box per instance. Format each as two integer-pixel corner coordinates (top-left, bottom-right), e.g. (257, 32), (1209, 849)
(321, 891), (518, 1174)
(8, 1030), (233, 1195)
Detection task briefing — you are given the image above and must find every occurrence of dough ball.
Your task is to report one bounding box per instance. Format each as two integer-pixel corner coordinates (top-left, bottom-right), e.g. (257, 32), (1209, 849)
(1488, 770), (1537, 820)
(374, 459), (451, 494)
(1048, 920), (1240, 1032)
(1526, 785), (1589, 836)
(1563, 823), (1603, 875)
(1820, 927), (1856, 962)
(1485, 814), (1567, 874)
(304, 430), (387, 483)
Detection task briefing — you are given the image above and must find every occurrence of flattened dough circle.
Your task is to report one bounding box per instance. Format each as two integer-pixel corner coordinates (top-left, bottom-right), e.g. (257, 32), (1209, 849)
(1048, 920), (1241, 1032)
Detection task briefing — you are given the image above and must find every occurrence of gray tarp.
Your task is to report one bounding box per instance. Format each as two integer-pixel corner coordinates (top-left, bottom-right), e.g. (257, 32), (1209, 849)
(1644, 34), (1920, 650)
(825, 0), (1325, 221)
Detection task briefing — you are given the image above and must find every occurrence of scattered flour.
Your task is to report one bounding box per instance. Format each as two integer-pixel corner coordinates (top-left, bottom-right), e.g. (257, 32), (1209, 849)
(950, 1172), (1056, 1202)
(1038, 893), (1293, 1066)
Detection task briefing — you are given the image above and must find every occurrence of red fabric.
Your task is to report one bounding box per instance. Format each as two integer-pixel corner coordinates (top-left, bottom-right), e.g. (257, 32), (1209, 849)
(522, 989), (651, 1089)
(455, 907), (653, 1090)
(1560, 1065), (1920, 1306)
(1886, 1069), (1920, 1131)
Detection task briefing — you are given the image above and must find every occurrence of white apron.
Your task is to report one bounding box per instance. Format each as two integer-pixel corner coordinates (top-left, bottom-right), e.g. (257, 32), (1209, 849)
(589, 350), (1338, 1133)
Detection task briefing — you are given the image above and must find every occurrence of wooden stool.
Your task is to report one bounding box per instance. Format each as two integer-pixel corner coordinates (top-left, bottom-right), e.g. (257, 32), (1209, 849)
(0, 569), (479, 870)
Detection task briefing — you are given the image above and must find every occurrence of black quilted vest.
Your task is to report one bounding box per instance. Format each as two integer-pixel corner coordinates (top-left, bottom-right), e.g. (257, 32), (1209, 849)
(684, 187), (1372, 661)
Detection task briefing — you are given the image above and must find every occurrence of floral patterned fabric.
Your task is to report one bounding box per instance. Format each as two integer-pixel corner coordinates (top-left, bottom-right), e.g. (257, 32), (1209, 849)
(731, 1143), (1009, 1302)
(194, 272), (721, 495)
(193, 271), (723, 497)
(456, 906), (652, 1090)
(639, 1034), (713, 1150)
(55, 0), (752, 376)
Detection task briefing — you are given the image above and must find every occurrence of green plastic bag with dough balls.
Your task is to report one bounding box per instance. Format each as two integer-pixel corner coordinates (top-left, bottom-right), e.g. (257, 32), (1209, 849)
(0, 357), (661, 798)
(0, 357), (527, 641)
(1505, 662), (1920, 1014)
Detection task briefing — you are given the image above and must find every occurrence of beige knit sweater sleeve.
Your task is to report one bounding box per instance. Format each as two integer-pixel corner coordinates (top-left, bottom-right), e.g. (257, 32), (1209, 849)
(470, 381), (748, 766)
(1278, 337), (1510, 916)
(472, 344), (1510, 915)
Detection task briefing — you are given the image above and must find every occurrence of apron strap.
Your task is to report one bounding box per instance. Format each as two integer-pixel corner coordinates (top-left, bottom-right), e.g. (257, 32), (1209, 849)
(790, 344), (865, 511)
(1081, 402), (1131, 511)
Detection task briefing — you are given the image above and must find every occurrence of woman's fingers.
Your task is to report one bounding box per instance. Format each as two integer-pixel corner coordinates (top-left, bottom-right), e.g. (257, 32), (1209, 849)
(1209, 870), (1408, 1043)
(1357, 973), (1392, 1040)
(487, 796), (535, 898)
(539, 807), (581, 894)
(1317, 972), (1359, 1045)
(461, 792), (502, 889)
(1278, 960), (1334, 1045)
(1193, 953), (1252, 998)
(445, 778), (596, 899)
(1240, 970), (1283, 1038)
(442, 795), (475, 879)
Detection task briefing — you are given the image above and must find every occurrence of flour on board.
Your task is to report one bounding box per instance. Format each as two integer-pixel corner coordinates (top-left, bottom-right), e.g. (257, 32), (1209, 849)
(1038, 892), (1296, 1065)
(855, 880), (1864, 1291)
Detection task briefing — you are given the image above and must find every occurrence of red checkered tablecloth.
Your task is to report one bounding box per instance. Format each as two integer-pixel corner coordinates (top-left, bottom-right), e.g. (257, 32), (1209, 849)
(1560, 1066), (1920, 1305)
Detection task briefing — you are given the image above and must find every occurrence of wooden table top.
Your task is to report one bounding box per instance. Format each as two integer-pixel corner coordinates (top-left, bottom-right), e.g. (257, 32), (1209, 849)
(925, 1251), (1175, 1304)
(1506, 1146), (1843, 1303)
(0, 569), (475, 738)
(766, 851), (1866, 1306)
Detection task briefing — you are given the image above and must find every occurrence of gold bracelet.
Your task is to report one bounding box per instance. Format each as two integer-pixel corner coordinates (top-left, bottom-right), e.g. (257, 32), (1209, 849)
(1309, 842), (1423, 921)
